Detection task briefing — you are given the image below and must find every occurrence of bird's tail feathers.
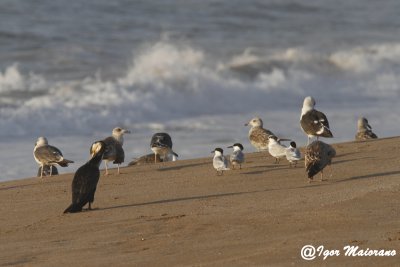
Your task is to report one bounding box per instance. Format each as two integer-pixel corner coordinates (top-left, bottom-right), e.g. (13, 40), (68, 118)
(63, 203), (82, 214)
(306, 163), (320, 179)
(58, 159), (74, 167)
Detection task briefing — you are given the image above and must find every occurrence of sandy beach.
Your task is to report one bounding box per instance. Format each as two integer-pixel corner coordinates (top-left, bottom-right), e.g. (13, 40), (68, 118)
(1, 137), (399, 266)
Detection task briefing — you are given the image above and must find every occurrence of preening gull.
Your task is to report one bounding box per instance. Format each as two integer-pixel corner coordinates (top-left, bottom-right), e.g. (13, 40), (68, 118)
(64, 141), (107, 213)
(300, 96), (333, 144)
(304, 141), (336, 183)
(355, 117), (378, 141)
(212, 148), (229, 175)
(91, 127), (130, 175)
(227, 143), (244, 170)
(33, 137), (74, 179)
(150, 132), (178, 163)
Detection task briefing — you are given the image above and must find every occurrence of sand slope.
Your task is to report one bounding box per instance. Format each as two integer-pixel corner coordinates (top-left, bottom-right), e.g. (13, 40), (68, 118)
(1, 137), (399, 266)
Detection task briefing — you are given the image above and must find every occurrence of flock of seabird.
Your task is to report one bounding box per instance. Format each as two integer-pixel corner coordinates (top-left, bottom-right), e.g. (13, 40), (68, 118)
(32, 96), (378, 213)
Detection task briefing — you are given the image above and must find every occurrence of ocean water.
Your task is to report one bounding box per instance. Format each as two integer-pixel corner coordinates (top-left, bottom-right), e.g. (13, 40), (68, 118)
(1, 0), (400, 181)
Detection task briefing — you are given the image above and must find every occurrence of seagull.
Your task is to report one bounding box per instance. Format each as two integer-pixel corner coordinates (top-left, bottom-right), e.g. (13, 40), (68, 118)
(212, 148), (229, 175)
(227, 143), (244, 169)
(33, 137), (74, 179)
(300, 96), (333, 144)
(90, 127), (130, 175)
(37, 165), (58, 177)
(245, 117), (275, 151)
(285, 141), (301, 167)
(304, 141), (336, 183)
(267, 136), (288, 164)
(355, 117), (378, 141)
(150, 132), (178, 163)
(64, 141), (107, 213)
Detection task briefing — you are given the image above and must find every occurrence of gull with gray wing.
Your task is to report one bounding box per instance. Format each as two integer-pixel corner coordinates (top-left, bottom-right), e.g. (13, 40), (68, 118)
(33, 137), (74, 179)
(90, 127), (130, 175)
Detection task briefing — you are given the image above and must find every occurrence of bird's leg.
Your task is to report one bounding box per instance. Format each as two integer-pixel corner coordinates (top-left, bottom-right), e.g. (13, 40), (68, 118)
(105, 162), (109, 175)
(328, 164), (333, 178)
(88, 202), (92, 210)
(49, 165), (53, 177)
(154, 153), (157, 163)
(40, 165), (44, 179)
(239, 164), (242, 170)
(117, 164), (120, 174)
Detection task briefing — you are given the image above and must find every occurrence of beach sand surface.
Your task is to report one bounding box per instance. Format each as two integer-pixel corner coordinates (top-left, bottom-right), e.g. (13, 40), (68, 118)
(1, 137), (399, 266)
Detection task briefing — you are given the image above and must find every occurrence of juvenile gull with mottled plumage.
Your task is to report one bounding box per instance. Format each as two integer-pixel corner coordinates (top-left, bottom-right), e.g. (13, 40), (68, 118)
(355, 117), (378, 141)
(304, 140), (336, 183)
(245, 117), (275, 152)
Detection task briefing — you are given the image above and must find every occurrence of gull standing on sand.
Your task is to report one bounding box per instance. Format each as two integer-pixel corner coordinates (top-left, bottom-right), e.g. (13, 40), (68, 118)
(304, 141), (336, 183)
(245, 117), (275, 151)
(300, 96), (333, 144)
(285, 141), (301, 167)
(355, 117), (378, 140)
(33, 137), (74, 178)
(267, 136), (287, 164)
(212, 148), (229, 175)
(64, 141), (107, 213)
(90, 127), (130, 175)
(150, 132), (178, 163)
(227, 143), (245, 169)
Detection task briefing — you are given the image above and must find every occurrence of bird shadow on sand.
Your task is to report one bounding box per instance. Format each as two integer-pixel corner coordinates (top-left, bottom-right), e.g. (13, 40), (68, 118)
(99, 183), (331, 212)
(0, 183), (38, 191)
(241, 164), (297, 175)
(336, 170), (400, 183)
(156, 162), (209, 172)
(332, 156), (375, 166)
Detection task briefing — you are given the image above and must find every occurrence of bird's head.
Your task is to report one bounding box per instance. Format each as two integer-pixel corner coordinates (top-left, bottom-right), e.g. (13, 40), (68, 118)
(212, 148), (224, 156)
(90, 141), (107, 158)
(245, 117), (263, 128)
(113, 127), (131, 136)
(35, 136), (48, 147)
(228, 143), (244, 151)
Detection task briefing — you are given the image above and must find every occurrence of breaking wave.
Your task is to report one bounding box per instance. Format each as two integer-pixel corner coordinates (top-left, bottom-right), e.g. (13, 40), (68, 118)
(1, 41), (399, 137)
